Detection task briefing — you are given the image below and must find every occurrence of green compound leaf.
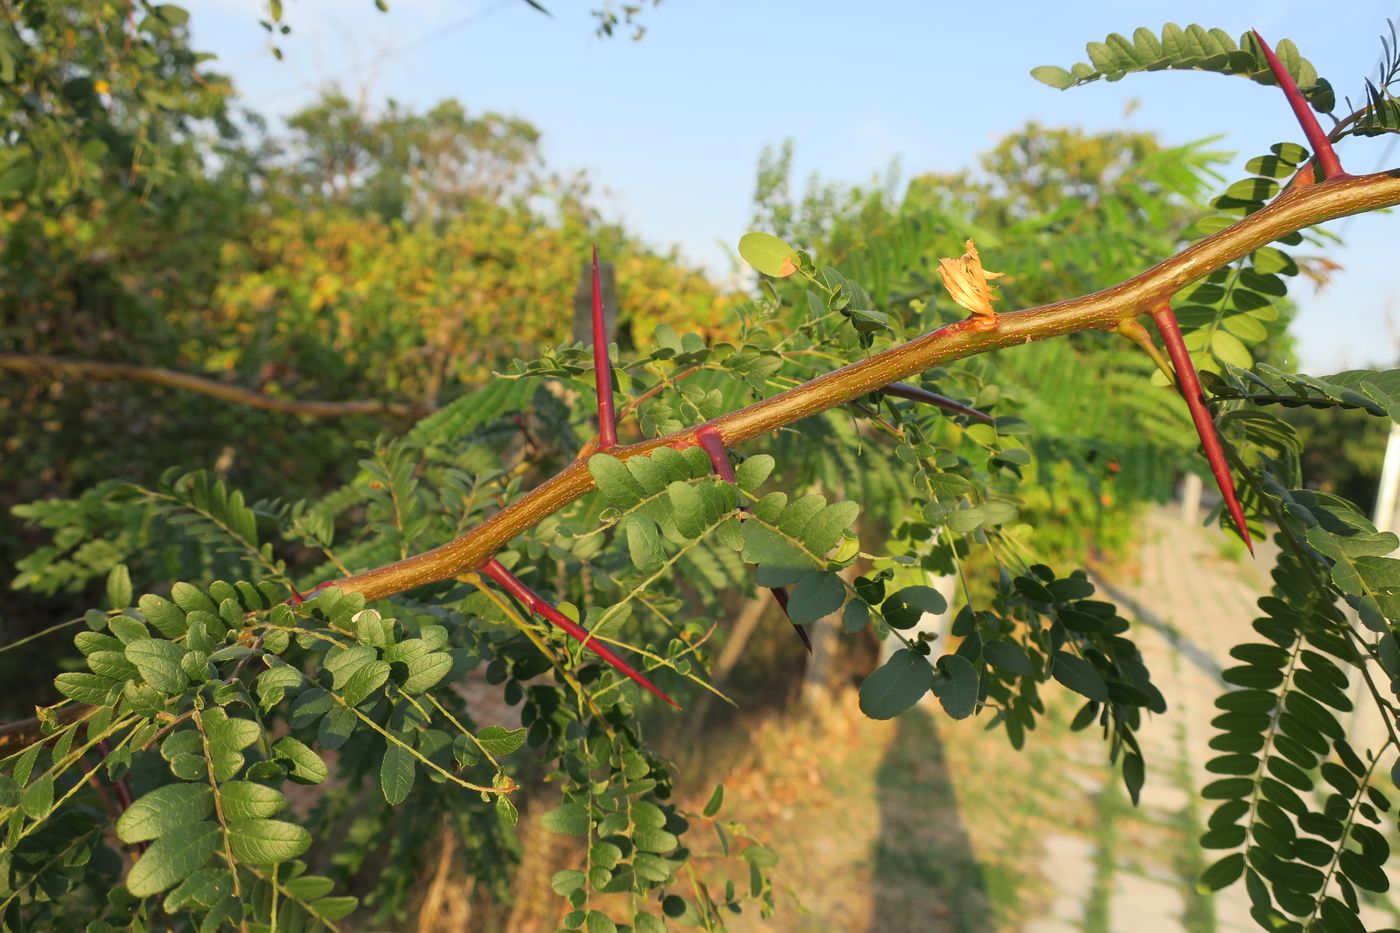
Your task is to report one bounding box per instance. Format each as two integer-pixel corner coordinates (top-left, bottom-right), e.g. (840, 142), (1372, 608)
(800, 501), (860, 556)
(983, 640), (1032, 676)
(400, 651), (452, 694)
(1033, 25), (1330, 111)
(55, 671), (120, 705)
(136, 594), (188, 639)
(339, 659), (391, 707)
(19, 775), (53, 819)
(200, 710), (261, 782)
(666, 479), (708, 539)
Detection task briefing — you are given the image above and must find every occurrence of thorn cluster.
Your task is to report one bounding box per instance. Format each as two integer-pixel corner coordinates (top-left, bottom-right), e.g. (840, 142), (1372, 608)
(695, 425), (814, 654)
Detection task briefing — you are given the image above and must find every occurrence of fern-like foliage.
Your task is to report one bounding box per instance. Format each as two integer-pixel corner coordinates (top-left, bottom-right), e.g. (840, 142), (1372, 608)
(1032, 25), (1335, 113)
(1197, 396), (1400, 927)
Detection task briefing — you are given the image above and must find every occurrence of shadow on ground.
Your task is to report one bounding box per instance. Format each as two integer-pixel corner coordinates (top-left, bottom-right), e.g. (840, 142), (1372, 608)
(870, 707), (996, 933)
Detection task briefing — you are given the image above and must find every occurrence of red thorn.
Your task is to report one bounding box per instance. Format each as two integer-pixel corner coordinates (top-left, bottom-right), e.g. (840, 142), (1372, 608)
(287, 580), (333, 606)
(1150, 306), (1254, 554)
(696, 426), (812, 651)
(882, 382), (994, 423)
(694, 425), (735, 482)
(1252, 30), (1346, 181)
(592, 245), (618, 450)
(479, 558), (679, 709)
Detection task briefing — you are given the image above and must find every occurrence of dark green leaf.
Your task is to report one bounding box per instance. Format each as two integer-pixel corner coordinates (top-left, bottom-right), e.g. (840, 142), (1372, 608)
(125, 822), (220, 897)
(1051, 651), (1107, 702)
(882, 586), (947, 630)
(929, 654), (978, 719)
(117, 784), (213, 843)
(1198, 853), (1245, 892)
(226, 818), (311, 865)
(787, 572), (845, 625)
(380, 743), (415, 805)
(858, 649), (931, 720)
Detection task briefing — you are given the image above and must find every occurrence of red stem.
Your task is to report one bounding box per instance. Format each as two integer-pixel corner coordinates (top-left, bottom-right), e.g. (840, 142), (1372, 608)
(1252, 30), (1346, 181)
(881, 382), (993, 423)
(1149, 306), (1253, 554)
(695, 426), (814, 654)
(479, 558), (679, 708)
(592, 245), (618, 450)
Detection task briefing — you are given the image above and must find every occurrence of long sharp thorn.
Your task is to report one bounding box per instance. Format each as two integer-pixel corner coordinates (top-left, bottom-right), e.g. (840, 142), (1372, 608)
(1252, 30), (1346, 181)
(592, 245), (618, 450)
(1149, 306), (1254, 554)
(882, 382), (994, 423)
(696, 426), (813, 653)
(479, 558), (679, 709)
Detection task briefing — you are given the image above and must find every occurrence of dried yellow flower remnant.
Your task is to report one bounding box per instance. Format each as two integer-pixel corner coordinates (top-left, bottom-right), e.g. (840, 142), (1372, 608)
(938, 239), (1003, 321)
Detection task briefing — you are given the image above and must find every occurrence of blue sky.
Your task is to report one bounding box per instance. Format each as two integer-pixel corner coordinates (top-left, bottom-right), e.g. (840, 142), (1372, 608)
(186, 0), (1400, 373)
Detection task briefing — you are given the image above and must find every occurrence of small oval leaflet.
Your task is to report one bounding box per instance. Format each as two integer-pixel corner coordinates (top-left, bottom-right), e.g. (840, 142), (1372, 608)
(858, 648), (932, 720)
(738, 232), (798, 278)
